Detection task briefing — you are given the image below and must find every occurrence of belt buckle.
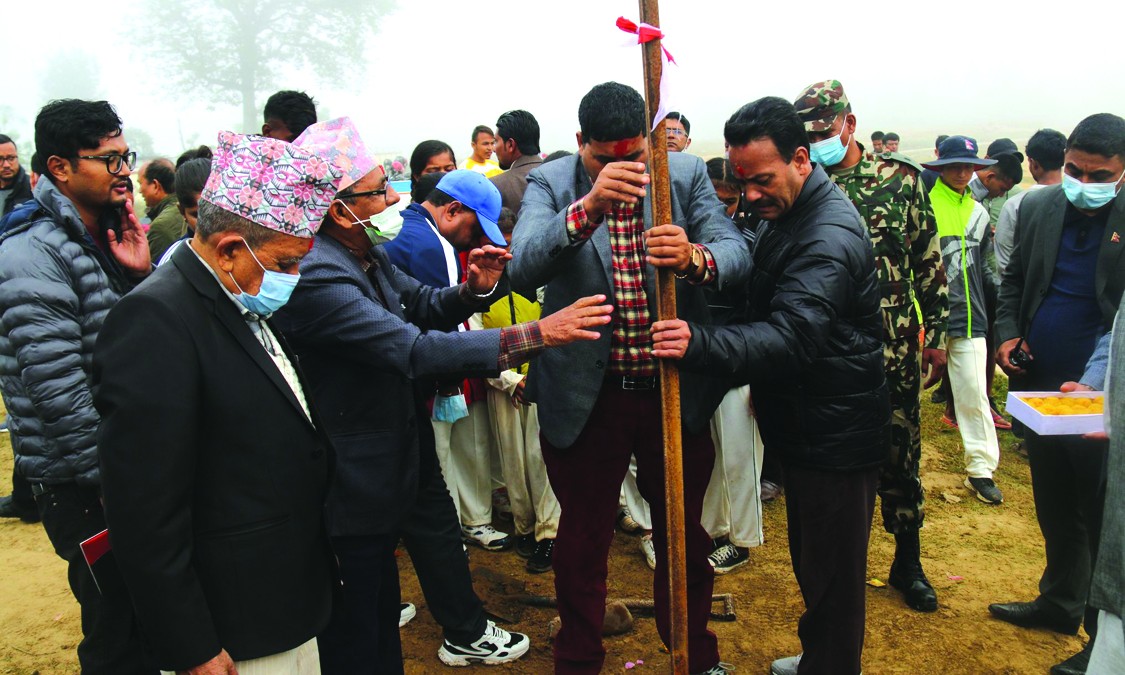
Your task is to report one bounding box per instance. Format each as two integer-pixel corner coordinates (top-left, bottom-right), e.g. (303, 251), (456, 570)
(621, 375), (655, 390)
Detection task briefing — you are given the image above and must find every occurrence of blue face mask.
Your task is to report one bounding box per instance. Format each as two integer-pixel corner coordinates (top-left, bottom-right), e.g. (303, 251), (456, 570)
(808, 118), (850, 167)
(229, 238), (300, 317)
(1062, 168), (1125, 210)
(432, 391), (469, 423)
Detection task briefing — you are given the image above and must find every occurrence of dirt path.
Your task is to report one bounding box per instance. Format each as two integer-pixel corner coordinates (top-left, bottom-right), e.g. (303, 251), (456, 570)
(0, 397), (1089, 674)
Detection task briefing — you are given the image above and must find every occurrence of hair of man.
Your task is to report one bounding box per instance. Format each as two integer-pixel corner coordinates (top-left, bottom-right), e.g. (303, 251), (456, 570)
(985, 153), (1024, 184)
(263, 90), (317, 136)
(176, 145), (213, 168)
(724, 96), (810, 162)
(34, 99), (123, 180)
(1067, 113), (1125, 160)
(665, 111), (691, 137)
(495, 110), (541, 156)
(579, 82), (647, 144)
(144, 158), (176, 193)
(1021, 129), (1066, 172)
(883, 132), (900, 143)
(472, 125), (493, 143)
(0, 133), (15, 150)
(871, 130), (884, 141)
(935, 134), (950, 148)
(175, 157), (212, 206)
(196, 200), (283, 248)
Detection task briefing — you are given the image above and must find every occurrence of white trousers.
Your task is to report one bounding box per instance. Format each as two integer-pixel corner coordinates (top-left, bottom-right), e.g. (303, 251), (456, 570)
(702, 385), (765, 548)
(486, 388), (560, 540)
(1090, 610), (1125, 674)
(947, 336), (1000, 478)
(162, 638), (319, 675)
(620, 454), (653, 531)
(433, 400), (494, 527)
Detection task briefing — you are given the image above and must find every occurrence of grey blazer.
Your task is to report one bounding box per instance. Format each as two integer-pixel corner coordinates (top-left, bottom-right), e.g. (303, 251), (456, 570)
(996, 186), (1125, 344)
(490, 154), (543, 216)
(508, 152), (750, 448)
(1091, 297), (1125, 620)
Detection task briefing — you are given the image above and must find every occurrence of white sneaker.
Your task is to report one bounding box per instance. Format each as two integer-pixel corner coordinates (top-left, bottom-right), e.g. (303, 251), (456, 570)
(770, 654), (801, 675)
(399, 602), (417, 628)
(437, 620), (530, 666)
(462, 524), (512, 551)
(639, 533), (657, 571)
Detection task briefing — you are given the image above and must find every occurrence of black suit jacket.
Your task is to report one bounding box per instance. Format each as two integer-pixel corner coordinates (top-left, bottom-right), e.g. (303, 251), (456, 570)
(93, 243), (335, 670)
(272, 235), (504, 537)
(996, 186), (1125, 344)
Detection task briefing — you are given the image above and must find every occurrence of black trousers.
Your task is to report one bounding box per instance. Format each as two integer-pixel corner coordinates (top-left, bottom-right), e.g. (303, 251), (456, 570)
(35, 483), (156, 674)
(11, 465), (34, 505)
(784, 464), (879, 675)
(399, 437), (488, 645)
(1027, 432), (1108, 639)
(318, 534), (403, 675)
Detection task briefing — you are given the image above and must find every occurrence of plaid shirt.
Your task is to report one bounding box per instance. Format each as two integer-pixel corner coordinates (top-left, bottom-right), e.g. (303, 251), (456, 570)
(566, 200), (716, 376)
(498, 322), (543, 371)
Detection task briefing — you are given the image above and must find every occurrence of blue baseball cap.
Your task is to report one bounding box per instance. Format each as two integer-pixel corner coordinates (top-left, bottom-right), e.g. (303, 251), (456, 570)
(922, 135), (998, 170)
(435, 170), (505, 246)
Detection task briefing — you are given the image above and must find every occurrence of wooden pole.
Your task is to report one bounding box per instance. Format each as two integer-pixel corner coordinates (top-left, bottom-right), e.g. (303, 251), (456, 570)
(636, 2), (689, 673)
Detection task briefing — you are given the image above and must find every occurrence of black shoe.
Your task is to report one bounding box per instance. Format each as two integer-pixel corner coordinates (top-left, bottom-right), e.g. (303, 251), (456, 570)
(988, 601), (1080, 635)
(514, 533), (536, 558)
(965, 477), (1004, 504)
(889, 530), (938, 612)
(930, 390), (947, 404)
(526, 538), (554, 574)
(1050, 642), (1092, 675)
(0, 494), (39, 523)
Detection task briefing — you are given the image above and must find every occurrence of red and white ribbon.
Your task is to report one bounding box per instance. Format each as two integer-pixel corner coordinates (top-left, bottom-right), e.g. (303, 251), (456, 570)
(616, 16), (677, 132)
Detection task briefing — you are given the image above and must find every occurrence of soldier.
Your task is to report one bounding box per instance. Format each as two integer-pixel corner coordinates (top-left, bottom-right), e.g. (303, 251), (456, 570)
(794, 80), (949, 613)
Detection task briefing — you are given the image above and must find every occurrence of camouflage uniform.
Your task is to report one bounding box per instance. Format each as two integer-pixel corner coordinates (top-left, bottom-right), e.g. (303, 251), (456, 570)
(796, 81), (949, 535)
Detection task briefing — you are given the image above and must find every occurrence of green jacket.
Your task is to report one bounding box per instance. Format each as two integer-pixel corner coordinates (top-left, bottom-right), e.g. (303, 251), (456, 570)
(146, 195), (185, 262)
(931, 179), (995, 339)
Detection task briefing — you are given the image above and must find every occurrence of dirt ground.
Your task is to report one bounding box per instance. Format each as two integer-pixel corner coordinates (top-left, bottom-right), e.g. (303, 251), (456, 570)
(0, 391), (1092, 674)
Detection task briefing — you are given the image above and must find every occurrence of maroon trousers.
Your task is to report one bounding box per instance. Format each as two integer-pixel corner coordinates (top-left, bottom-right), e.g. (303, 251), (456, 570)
(541, 384), (720, 674)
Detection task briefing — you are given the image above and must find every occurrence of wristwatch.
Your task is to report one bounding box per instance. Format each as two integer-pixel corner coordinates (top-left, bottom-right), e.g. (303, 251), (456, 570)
(675, 246), (703, 279)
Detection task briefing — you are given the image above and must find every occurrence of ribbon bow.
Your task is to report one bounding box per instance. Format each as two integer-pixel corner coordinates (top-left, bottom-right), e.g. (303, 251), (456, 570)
(616, 16), (676, 64)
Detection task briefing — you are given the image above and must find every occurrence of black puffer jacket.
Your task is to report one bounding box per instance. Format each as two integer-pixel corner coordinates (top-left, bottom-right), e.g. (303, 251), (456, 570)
(683, 166), (890, 471)
(0, 179), (139, 486)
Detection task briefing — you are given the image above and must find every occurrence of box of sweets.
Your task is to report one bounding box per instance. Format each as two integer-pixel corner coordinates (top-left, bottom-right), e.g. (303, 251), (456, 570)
(1005, 391), (1105, 436)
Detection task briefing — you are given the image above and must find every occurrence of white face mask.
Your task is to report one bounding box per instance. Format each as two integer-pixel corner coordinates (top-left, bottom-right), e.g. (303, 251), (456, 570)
(968, 173), (990, 201)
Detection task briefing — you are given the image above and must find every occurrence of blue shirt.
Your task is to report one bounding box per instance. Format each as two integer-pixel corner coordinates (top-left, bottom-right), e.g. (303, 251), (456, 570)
(1027, 204), (1110, 388)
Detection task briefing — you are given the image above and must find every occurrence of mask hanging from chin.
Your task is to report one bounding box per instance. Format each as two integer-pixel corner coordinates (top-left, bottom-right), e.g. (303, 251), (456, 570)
(968, 173), (990, 201)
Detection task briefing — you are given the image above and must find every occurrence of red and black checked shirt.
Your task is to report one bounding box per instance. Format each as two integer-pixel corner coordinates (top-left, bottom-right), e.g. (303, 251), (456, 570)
(566, 200), (716, 376)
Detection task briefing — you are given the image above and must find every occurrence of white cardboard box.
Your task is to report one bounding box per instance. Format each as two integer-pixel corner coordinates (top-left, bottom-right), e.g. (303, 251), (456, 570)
(1005, 391), (1105, 436)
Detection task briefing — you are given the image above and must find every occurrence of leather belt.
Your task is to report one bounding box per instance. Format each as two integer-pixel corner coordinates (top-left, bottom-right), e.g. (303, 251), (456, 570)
(610, 375), (658, 390)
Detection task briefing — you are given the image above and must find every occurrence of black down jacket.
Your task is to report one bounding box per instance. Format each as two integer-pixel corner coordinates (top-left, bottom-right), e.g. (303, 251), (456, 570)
(0, 178), (140, 486)
(682, 165), (890, 472)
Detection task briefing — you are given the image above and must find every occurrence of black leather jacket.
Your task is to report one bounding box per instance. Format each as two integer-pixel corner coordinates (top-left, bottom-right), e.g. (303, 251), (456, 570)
(683, 165), (890, 472)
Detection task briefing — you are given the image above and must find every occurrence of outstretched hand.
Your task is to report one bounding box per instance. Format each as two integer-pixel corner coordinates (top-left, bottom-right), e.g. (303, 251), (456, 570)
(539, 295), (613, 347)
(466, 245), (513, 295)
(107, 199), (152, 276)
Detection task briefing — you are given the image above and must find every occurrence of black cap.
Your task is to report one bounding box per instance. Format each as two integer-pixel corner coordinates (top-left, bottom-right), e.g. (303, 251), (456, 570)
(986, 138), (1025, 163)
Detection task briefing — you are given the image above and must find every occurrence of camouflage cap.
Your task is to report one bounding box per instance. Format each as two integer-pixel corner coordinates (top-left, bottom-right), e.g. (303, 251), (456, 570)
(794, 80), (851, 133)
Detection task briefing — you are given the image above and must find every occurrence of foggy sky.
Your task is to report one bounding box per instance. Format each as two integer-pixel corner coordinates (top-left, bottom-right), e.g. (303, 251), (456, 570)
(3, 0), (1122, 161)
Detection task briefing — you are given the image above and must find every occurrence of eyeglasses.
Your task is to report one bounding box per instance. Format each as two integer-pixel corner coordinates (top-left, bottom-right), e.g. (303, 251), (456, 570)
(0, 155), (18, 165)
(76, 151), (138, 175)
(339, 186), (389, 200)
(666, 128), (687, 138)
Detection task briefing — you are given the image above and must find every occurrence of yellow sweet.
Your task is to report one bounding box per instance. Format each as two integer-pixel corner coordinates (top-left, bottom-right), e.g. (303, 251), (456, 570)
(1022, 396), (1104, 416)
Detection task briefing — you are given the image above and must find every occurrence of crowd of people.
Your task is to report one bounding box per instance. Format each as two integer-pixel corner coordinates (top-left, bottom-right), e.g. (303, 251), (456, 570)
(0, 80), (1123, 675)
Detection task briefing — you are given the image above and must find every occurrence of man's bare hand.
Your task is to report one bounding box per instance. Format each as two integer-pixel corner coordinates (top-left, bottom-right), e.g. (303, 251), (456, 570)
(1058, 381), (1108, 440)
(107, 198), (152, 276)
(645, 225), (694, 273)
(651, 319), (691, 359)
(539, 295), (613, 347)
(921, 348), (948, 389)
(997, 337), (1031, 376)
(512, 378), (529, 408)
(179, 649), (237, 675)
(466, 245), (512, 295)
(582, 162), (648, 223)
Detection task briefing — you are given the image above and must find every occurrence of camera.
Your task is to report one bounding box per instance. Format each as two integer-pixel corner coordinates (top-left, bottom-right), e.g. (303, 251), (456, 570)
(1010, 339), (1032, 369)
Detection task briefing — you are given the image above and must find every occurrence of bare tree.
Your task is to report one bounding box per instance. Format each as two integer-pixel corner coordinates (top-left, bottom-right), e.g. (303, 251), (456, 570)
(142, 0), (394, 134)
